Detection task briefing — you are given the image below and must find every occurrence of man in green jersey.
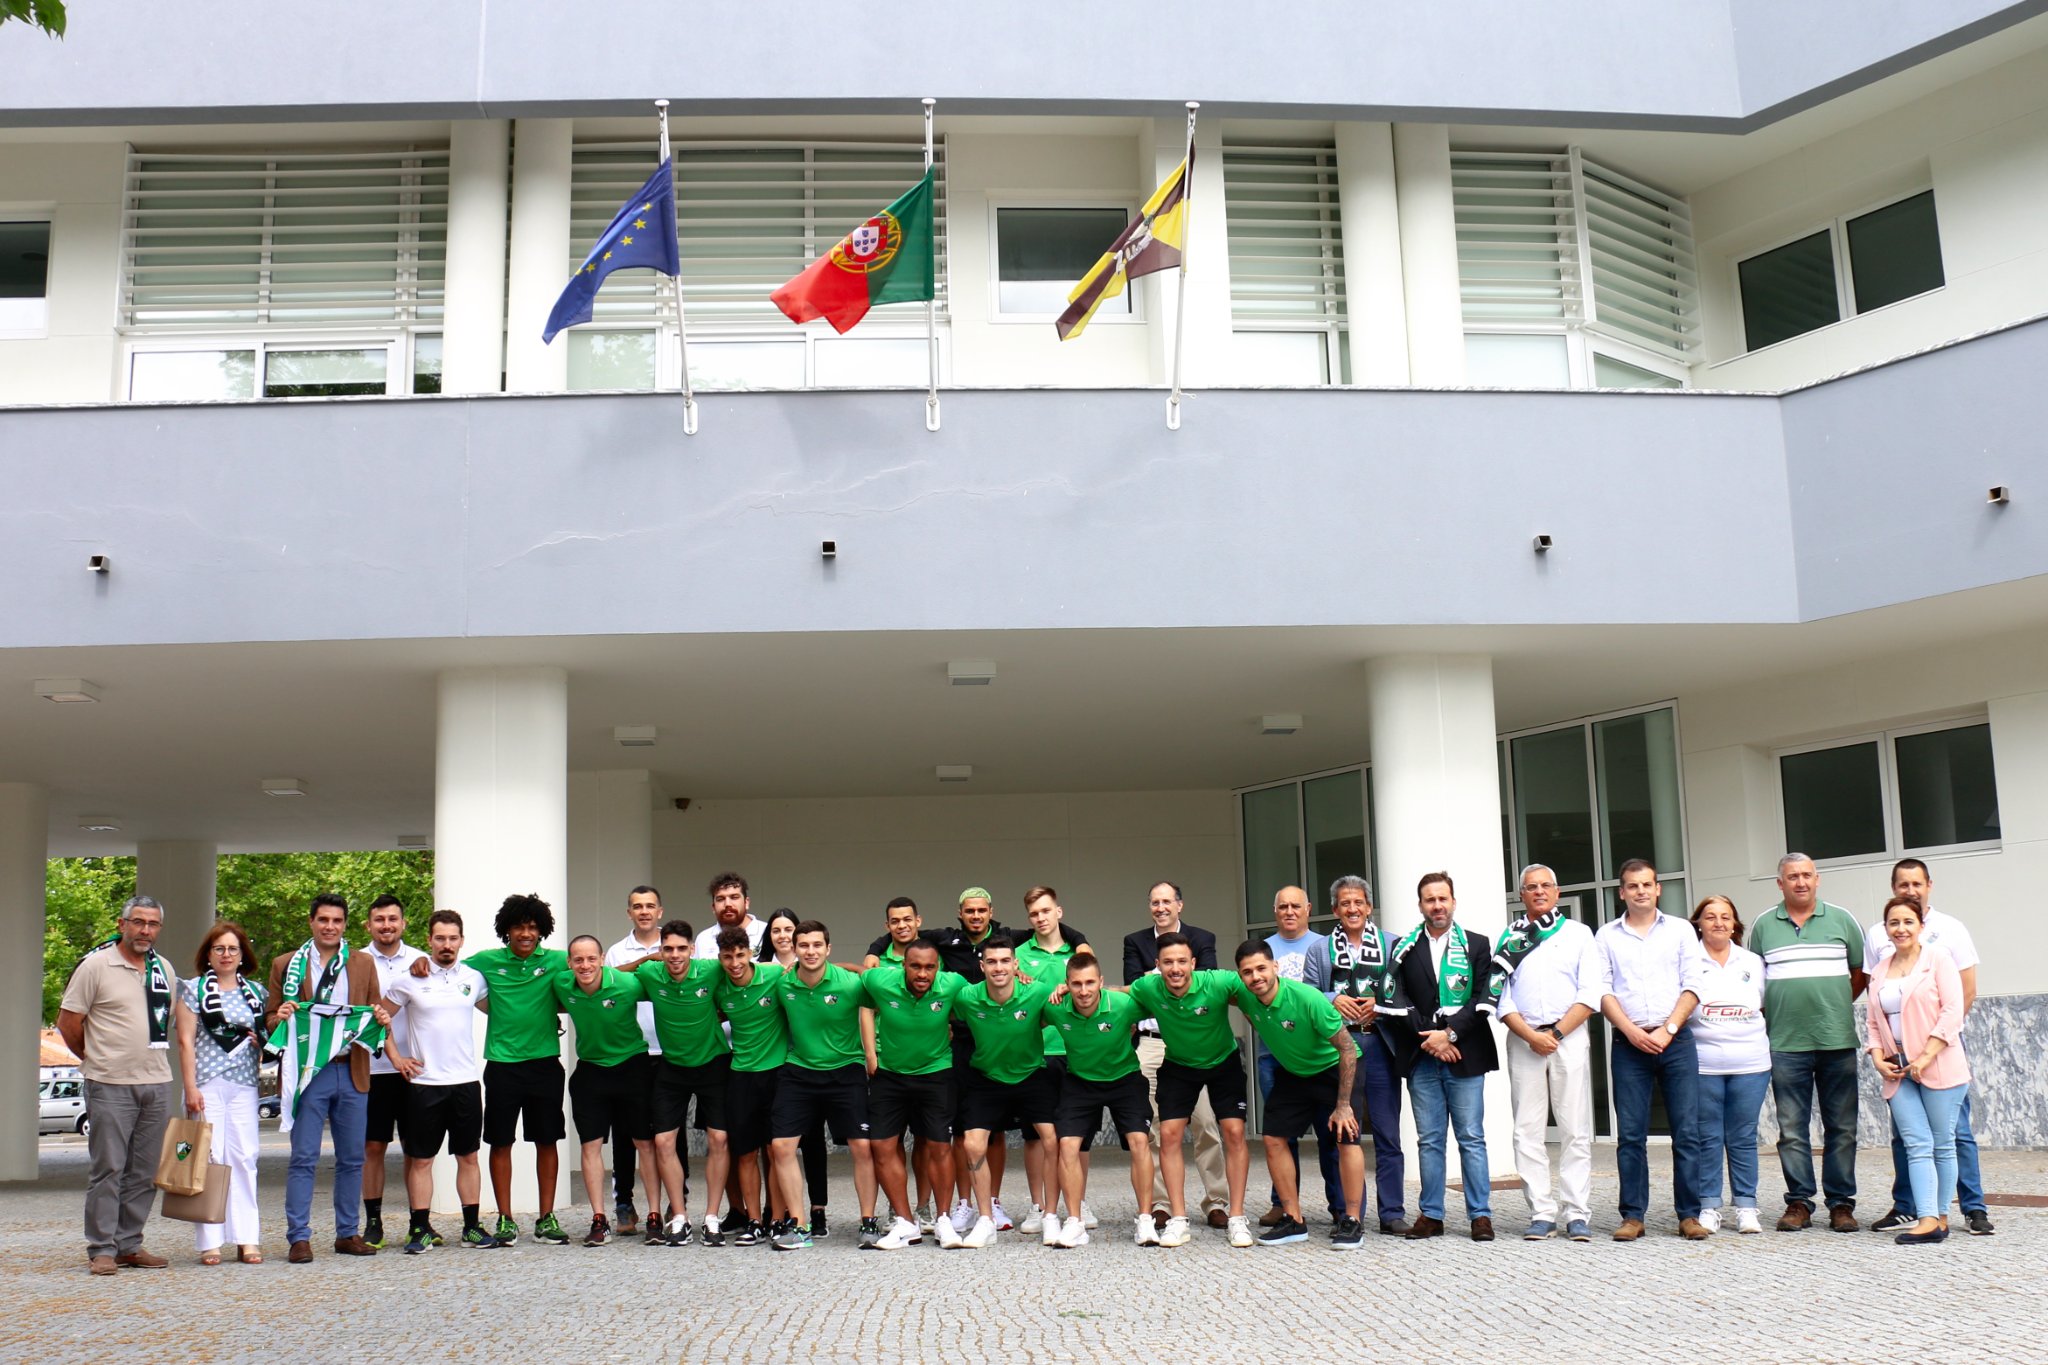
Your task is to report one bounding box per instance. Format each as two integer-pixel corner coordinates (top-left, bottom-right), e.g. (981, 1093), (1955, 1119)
(1129, 931), (1255, 1247)
(712, 925), (789, 1246)
(1231, 940), (1367, 1250)
(1016, 885), (1093, 1235)
(861, 936), (967, 1250)
(766, 920), (880, 1251)
(635, 919), (732, 1247)
(950, 934), (1059, 1249)
(1045, 954), (1154, 1249)
(460, 894), (573, 1247)
(860, 898), (939, 1231)
(551, 935), (654, 1247)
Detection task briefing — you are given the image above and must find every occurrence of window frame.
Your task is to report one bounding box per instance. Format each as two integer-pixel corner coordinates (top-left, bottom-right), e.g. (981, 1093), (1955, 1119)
(561, 323), (950, 393)
(1733, 184), (1944, 355)
(984, 194), (1144, 326)
(1771, 714), (1998, 868)
(122, 331), (442, 401)
(0, 208), (55, 341)
(1460, 324), (1689, 390)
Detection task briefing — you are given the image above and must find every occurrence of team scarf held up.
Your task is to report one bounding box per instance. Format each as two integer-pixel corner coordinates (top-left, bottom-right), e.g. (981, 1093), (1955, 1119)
(264, 938), (386, 1132)
(1329, 925), (1387, 1002)
(1380, 921), (1495, 1020)
(1487, 909), (1569, 1000)
(72, 933), (173, 1049)
(198, 968), (265, 1058)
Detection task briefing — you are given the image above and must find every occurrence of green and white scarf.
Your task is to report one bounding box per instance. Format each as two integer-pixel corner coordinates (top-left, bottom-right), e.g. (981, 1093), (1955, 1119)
(279, 937), (348, 1007)
(265, 1004), (387, 1133)
(72, 934), (172, 1049)
(1383, 922), (1493, 1021)
(1486, 910), (1567, 1000)
(198, 969), (264, 1057)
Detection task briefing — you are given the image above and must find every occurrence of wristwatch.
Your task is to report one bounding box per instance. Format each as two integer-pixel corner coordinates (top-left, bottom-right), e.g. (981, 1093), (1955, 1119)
(1543, 1024), (1564, 1041)
(1444, 1027), (1459, 1044)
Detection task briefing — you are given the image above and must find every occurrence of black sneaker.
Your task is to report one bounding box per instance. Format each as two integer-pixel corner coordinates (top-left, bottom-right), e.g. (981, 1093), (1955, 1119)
(1330, 1217), (1364, 1250)
(665, 1216), (694, 1247)
(422, 1225), (446, 1248)
(364, 1214), (385, 1250)
(1966, 1209), (1996, 1236)
(1870, 1208), (1914, 1233)
(583, 1214), (611, 1247)
(461, 1225), (507, 1250)
(643, 1219), (664, 1246)
(857, 1216), (881, 1248)
(402, 1230), (430, 1255)
(699, 1215), (725, 1248)
(1257, 1215), (1308, 1247)
(733, 1219), (762, 1247)
(812, 1207), (830, 1240)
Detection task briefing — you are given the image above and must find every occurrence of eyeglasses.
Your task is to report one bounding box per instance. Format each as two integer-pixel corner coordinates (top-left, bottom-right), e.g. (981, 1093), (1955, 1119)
(209, 944), (240, 954)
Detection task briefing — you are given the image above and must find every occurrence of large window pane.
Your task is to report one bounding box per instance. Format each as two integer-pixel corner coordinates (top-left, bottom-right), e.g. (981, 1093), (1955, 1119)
(568, 330), (658, 390)
(129, 349), (257, 402)
(1464, 332), (1570, 387)
(0, 220), (50, 332)
(813, 337), (927, 388)
(1593, 353), (1682, 389)
(1241, 785), (1300, 924)
(1739, 229), (1838, 351)
(1232, 330), (1329, 385)
(996, 207), (1128, 315)
(687, 339), (805, 391)
(264, 347), (388, 398)
(1894, 724), (1999, 849)
(1596, 708), (1684, 878)
(1846, 191), (1943, 314)
(1303, 771), (1366, 911)
(1512, 727), (1594, 886)
(1779, 742), (1885, 862)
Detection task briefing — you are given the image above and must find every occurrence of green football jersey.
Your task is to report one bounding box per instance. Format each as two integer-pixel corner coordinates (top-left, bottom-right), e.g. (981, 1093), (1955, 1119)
(1236, 977), (1344, 1076)
(465, 945), (569, 1064)
(864, 968), (967, 1076)
(714, 961), (789, 1072)
(1129, 970), (1248, 1070)
(951, 978), (1054, 1084)
(778, 963), (872, 1072)
(635, 957), (729, 1067)
(1044, 989), (1143, 1083)
(551, 966), (648, 1067)
(1014, 937), (1077, 1056)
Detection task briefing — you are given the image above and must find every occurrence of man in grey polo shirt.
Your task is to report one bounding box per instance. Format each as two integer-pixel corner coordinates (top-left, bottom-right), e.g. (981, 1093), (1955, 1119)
(57, 895), (180, 1276)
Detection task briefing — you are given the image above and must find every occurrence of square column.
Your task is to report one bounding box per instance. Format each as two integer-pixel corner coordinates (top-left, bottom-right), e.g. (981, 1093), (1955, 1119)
(442, 119), (511, 395)
(134, 840), (217, 977)
(1334, 121), (1409, 385)
(0, 783), (48, 1181)
(503, 119), (575, 394)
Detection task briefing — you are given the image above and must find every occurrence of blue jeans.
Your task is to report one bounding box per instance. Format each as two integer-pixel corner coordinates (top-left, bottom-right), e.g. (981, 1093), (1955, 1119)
(1611, 1027), (1705, 1221)
(285, 1059), (368, 1245)
(1408, 1058), (1489, 1221)
(1769, 1048), (1859, 1212)
(1891, 1089), (1983, 1214)
(1695, 1069), (1771, 1207)
(1352, 1032), (1406, 1225)
(1260, 1051), (1342, 1216)
(1889, 1080), (1968, 1218)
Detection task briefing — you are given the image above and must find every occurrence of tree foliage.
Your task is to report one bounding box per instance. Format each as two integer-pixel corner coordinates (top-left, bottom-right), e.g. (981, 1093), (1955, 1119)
(0, 0), (67, 37)
(44, 850), (435, 1021)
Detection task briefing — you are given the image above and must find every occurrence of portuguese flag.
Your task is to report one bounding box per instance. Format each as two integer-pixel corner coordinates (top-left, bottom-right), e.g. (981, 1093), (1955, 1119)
(772, 169), (936, 333)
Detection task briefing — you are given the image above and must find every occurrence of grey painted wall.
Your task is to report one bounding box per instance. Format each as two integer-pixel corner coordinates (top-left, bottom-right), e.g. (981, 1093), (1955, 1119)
(1, 0), (2041, 129)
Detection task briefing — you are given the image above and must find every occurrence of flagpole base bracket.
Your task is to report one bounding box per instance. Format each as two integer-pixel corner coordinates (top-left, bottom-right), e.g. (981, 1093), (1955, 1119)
(682, 395), (699, 436)
(926, 394), (942, 432)
(1166, 393), (1183, 431)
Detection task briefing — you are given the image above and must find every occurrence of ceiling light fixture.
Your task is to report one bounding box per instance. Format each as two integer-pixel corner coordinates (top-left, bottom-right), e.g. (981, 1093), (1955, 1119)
(936, 764), (973, 782)
(260, 778), (307, 797)
(34, 678), (102, 703)
(78, 817), (121, 833)
(396, 834), (429, 849)
(1260, 714), (1303, 736)
(613, 725), (658, 748)
(947, 660), (996, 686)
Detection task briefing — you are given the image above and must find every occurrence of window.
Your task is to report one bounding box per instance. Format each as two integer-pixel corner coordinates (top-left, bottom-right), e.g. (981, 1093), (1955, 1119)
(1224, 140), (1346, 384)
(126, 337), (424, 401)
(1238, 766), (1375, 936)
(1737, 189), (1943, 351)
(0, 219), (51, 335)
(994, 206), (1128, 317)
(1776, 719), (1998, 862)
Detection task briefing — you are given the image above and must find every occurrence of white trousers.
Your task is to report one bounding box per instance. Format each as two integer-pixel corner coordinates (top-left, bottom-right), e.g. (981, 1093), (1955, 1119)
(1505, 1027), (1594, 1225)
(194, 1077), (261, 1251)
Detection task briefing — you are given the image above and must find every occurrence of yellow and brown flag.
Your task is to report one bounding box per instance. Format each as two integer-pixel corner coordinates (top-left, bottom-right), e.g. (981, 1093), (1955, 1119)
(1054, 151), (1192, 341)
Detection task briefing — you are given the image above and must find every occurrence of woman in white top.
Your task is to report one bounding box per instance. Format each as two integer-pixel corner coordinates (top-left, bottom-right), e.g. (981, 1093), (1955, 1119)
(1688, 896), (1770, 1236)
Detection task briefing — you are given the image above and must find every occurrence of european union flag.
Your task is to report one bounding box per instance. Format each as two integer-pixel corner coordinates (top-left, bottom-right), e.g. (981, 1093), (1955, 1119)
(541, 157), (681, 343)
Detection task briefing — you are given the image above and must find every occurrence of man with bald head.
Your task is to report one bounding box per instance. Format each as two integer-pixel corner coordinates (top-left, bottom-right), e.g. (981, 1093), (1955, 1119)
(1257, 885), (1336, 1227)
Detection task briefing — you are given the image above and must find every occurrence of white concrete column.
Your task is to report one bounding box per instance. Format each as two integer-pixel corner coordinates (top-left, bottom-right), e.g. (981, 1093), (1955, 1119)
(0, 784), (48, 1181)
(134, 840), (217, 975)
(435, 667), (569, 1210)
(1390, 124), (1467, 385)
(567, 770), (654, 947)
(504, 119), (575, 394)
(1139, 115), (1233, 387)
(1365, 654), (1511, 1173)
(442, 119), (511, 396)
(1334, 121), (1409, 386)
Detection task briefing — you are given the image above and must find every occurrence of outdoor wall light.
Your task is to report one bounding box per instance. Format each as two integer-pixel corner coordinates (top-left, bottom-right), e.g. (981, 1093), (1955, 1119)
(397, 834), (429, 849)
(1533, 534), (1554, 552)
(821, 540), (838, 558)
(34, 678), (101, 703)
(78, 817), (120, 832)
(613, 725), (658, 748)
(87, 554), (110, 574)
(947, 660), (996, 686)
(260, 778), (307, 797)
(1989, 486), (2011, 505)
(936, 764), (973, 782)
(1261, 714), (1303, 736)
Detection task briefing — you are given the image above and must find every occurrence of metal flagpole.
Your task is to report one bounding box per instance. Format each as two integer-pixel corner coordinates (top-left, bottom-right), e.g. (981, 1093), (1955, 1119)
(923, 97), (941, 433)
(1166, 100), (1198, 431)
(657, 98), (699, 436)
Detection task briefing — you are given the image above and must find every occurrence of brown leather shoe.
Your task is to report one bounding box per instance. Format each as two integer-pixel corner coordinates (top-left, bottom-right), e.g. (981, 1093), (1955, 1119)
(1828, 1205), (1859, 1233)
(1776, 1203), (1811, 1231)
(1469, 1216), (1495, 1242)
(1205, 1209), (1229, 1230)
(1257, 1206), (1286, 1227)
(88, 1255), (117, 1276)
(1404, 1215), (1444, 1240)
(1612, 1218), (1646, 1242)
(113, 1250), (167, 1269)
(287, 1240), (313, 1263)
(1679, 1217), (1710, 1240)
(1378, 1218), (1412, 1236)
(333, 1235), (377, 1255)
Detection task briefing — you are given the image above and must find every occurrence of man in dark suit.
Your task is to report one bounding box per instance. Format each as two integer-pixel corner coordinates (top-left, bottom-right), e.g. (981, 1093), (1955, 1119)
(1383, 871), (1498, 1242)
(1122, 881), (1228, 1227)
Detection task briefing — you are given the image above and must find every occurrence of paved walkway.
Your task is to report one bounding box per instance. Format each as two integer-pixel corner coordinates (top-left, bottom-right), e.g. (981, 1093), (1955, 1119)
(12, 1132), (2044, 1364)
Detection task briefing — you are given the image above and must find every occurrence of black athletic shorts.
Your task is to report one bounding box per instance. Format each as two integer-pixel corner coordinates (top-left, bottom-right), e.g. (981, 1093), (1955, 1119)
(482, 1057), (567, 1146)
(1055, 1071), (1152, 1145)
(652, 1055), (730, 1135)
(401, 1080), (483, 1158)
(725, 1066), (780, 1156)
(867, 1069), (955, 1143)
(956, 1065), (1057, 1136)
(770, 1063), (869, 1144)
(1155, 1056), (1250, 1124)
(569, 1053), (653, 1145)
(1261, 1062), (1358, 1145)
(1034, 1055), (1094, 1150)
(365, 1071), (410, 1146)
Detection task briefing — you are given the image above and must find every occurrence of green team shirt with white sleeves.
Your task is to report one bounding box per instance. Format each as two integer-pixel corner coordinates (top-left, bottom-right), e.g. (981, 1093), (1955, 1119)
(714, 962), (789, 1072)
(1044, 989), (1144, 1083)
(1128, 969), (1249, 1070)
(550, 966), (649, 1067)
(779, 963), (873, 1071)
(465, 945), (570, 1064)
(1236, 977), (1345, 1076)
(863, 968), (968, 1076)
(635, 957), (730, 1067)
(951, 979), (1055, 1084)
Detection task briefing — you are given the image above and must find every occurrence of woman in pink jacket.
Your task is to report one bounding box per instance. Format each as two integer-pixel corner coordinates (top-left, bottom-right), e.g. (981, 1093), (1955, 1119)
(1865, 895), (1969, 1246)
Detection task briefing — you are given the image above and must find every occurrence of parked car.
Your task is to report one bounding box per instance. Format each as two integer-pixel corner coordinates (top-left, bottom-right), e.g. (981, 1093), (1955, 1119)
(38, 1077), (88, 1135)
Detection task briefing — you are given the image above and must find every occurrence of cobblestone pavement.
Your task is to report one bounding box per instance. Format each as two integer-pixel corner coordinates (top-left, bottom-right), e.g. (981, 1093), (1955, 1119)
(9, 1131), (2044, 1364)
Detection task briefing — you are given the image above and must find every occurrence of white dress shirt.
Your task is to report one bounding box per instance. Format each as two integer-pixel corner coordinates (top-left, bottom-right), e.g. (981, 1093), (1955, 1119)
(1594, 912), (1707, 1027)
(1496, 919), (1603, 1026)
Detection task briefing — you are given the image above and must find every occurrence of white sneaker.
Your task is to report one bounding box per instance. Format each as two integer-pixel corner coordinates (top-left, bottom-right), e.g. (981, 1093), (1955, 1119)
(992, 1200), (1015, 1232)
(1056, 1215), (1089, 1249)
(1134, 1214), (1160, 1247)
(1158, 1216), (1191, 1248)
(1041, 1210), (1062, 1246)
(935, 1212), (964, 1248)
(1697, 1207), (1722, 1234)
(871, 1216), (922, 1250)
(1736, 1207), (1763, 1235)
(961, 1216), (997, 1249)
(1081, 1201), (1099, 1230)
(1017, 1202), (1043, 1235)
(1227, 1215), (1255, 1248)
(948, 1199), (974, 1234)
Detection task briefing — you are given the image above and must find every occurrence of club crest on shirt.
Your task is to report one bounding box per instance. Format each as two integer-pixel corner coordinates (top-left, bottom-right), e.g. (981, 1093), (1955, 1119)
(1193, 1005), (1210, 1015)
(461, 985), (472, 996)
(694, 988), (709, 998)
(532, 966), (546, 977)
(1012, 1009), (1029, 1021)
(758, 997), (774, 1008)
(1280, 1020), (1297, 1031)
(824, 994), (839, 1005)
(601, 999), (615, 1009)
(1096, 1021), (1113, 1032)
(930, 1001), (944, 1013)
